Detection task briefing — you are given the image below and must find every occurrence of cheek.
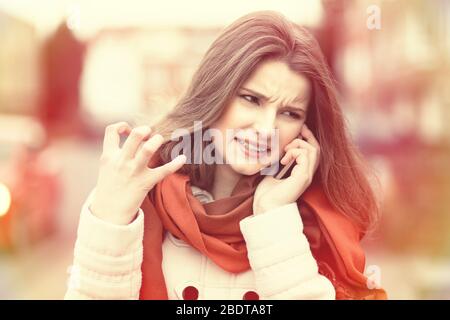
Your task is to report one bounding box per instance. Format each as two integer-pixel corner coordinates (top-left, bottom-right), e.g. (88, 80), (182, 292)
(212, 104), (255, 143)
(222, 101), (254, 126)
(278, 125), (303, 149)
(209, 103), (246, 148)
(210, 104), (239, 133)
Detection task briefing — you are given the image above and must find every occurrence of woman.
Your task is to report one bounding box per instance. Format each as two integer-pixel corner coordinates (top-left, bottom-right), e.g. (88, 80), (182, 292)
(65, 11), (387, 300)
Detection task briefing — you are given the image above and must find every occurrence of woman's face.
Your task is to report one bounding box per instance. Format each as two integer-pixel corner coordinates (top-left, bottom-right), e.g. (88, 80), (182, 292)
(210, 59), (312, 176)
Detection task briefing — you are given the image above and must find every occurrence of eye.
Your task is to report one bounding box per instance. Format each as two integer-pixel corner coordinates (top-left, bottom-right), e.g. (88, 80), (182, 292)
(280, 111), (302, 120)
(239, 94), (260, 106)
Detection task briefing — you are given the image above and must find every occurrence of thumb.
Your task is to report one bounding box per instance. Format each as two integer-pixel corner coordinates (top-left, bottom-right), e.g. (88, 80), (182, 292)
(151, 154), (187, 182)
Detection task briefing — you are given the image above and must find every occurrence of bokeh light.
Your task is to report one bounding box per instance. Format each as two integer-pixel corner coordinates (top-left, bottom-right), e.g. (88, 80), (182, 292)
(0, 0), (449, 300)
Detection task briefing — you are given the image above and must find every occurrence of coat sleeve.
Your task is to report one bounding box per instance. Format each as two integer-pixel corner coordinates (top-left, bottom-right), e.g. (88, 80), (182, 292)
(239, 203), (336, 300)
(64, 189), (144, 300)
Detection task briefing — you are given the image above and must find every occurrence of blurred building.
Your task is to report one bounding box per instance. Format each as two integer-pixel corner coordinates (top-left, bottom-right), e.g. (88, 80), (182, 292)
(39, 23), (85, 137)
(0, 10), (39, 114)
(0, 0), (449, 299)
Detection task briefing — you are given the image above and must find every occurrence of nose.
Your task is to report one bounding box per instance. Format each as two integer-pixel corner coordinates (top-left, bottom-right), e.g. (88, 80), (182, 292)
(253, 107), (277, 139)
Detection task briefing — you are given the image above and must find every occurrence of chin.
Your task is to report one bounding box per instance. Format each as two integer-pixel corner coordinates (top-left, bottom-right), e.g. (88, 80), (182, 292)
(228, 162), (266, 176)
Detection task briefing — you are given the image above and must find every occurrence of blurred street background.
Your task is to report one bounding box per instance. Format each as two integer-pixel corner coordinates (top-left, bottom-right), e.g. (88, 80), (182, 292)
(0, 0), (449, 299)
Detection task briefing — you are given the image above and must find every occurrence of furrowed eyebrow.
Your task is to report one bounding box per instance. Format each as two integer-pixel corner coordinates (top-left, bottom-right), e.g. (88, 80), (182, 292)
(240, 87), (307, 113)
(283, 106), (306, 115)
(240, 87), (268, 101)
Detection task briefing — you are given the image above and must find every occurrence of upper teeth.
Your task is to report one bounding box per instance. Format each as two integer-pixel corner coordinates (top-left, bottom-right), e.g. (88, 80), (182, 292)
(237, 139), (267, 152)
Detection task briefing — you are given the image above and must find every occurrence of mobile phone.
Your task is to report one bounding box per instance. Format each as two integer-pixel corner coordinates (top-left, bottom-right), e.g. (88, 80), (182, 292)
(274, 158), (296, 180)
(274, 133), (305, 180)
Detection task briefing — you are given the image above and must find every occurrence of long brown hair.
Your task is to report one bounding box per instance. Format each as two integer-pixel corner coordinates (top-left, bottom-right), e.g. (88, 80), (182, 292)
(152, 11), (380, 234)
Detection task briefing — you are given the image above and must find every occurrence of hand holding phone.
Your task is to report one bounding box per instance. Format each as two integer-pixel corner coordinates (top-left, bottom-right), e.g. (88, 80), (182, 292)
(254, 124), (320, 214)
(274, 158), (296, 179)
(274, 131), (306, 180)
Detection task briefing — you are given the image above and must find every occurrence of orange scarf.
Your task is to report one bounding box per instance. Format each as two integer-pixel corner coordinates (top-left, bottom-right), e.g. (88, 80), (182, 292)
(139, 164), (387, 300)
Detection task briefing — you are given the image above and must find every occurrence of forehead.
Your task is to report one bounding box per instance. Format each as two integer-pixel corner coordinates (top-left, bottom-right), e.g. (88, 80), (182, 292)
(242, 59), (311, 103)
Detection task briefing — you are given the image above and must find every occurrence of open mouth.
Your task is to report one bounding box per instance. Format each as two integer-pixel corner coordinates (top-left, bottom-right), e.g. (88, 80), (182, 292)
(233, 137), (271, 159)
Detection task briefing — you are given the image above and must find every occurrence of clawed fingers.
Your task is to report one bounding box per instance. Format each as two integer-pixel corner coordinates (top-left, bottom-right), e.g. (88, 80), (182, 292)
(150, 155), (187, 182)
(121, 126), (153, 159)
(103, 122), (132, 156)
(134, 134), (165, 168)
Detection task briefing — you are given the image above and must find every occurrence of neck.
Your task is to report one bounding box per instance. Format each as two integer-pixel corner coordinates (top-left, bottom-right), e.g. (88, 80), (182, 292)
(211, 164), (242, 200)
